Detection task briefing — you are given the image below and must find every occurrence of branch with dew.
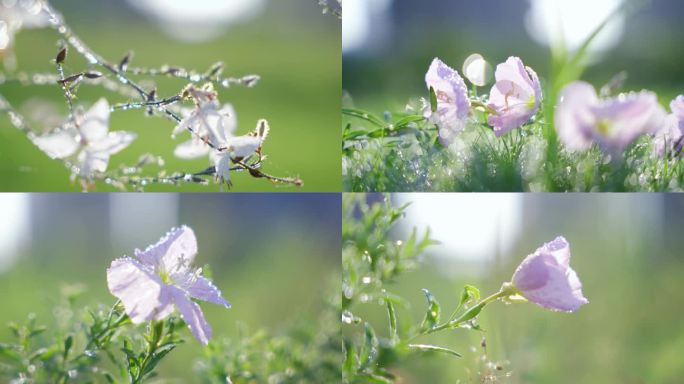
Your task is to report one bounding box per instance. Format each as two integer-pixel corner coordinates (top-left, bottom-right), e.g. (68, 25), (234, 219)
(0, 0), (303, 191)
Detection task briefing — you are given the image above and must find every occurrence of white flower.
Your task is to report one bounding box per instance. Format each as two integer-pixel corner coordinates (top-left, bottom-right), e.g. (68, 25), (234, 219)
(0, 0), (49, 52)
(33, 98), (137, 178)
(173, 101), (269, 185)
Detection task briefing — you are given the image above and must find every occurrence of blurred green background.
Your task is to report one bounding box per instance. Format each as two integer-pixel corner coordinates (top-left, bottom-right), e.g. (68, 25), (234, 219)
(352, 193), (684, 383)
(343, 0), (684, 113)
(0, 0), (340, 191)
(0, 193), (340, 380)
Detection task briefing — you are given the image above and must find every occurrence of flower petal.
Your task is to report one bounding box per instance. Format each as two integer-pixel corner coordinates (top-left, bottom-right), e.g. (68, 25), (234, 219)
(89, 131), (137, 155)
(555, 81), (598, 151)
(174, 139), (211, 159)
(230, 135), (262, 159)
(80, 98), (110, 143)
(134, 225), (198, 273)
(33, 129), (79, 159)
(187, 276), (231, 308)
(487, 57), (541, 135)
(77, 147), (109, 176)
(168, 285), (212, 345)
(538, 236), (570, 268)
(424, 57), (470, 146)
(670, 95), (684, 121)
(512, 237), (588, 312)
(106, 257), (170, 323)
(213, 151), (232, 186)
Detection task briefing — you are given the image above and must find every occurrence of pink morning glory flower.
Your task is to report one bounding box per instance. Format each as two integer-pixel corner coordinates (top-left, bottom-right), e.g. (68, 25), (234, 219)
(653, 95), (684, 157)
(423, 57), (471, 146)
(511, 236), (588, 312)
(555, 81), (666, 153)
(107, 226), (230, 345)
(487, 56), (542, 136)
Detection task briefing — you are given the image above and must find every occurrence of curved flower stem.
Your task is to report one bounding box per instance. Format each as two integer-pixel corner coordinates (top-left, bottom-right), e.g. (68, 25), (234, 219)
(422, 289), (509, 336)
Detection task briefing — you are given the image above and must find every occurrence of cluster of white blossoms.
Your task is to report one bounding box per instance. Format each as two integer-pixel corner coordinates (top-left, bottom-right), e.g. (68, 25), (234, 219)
(31, 87), (270, 185)
(172, 84), (269, 186)
(0, 0), (296, 190)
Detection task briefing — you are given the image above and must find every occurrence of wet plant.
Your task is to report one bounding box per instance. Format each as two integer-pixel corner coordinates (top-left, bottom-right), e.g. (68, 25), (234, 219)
(342, 195), (588, 382)
(0, 225), (342, 383)
(0, 0), (304, 191)
(342, 1), (683, 192)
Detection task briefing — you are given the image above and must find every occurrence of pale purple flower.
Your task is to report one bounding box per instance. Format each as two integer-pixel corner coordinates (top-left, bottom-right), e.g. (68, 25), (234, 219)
(107, 226), (230, 345)
(33, 98), (136, 178)
(487, 56), (542, 136)
(423, 57), (471, 146)
(511, 236), (588, 312)
(653, 96), (684, 157)
(555, 81), (666, 153)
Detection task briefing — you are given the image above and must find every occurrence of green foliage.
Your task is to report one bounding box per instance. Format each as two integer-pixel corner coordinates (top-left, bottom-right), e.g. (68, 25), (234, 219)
(194, 296), (341, 383)
(0, 296), (184, 383)
(342, 104), (684, 192)
(342, 195), (506, 383)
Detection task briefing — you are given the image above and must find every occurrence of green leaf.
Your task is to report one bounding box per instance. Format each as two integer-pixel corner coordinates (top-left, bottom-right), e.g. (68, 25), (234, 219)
(429, 86), (437, 113)
(342, 108), (386, 128)
(456, 303), (484, 324)
(0, 343), (23, 365)
(420, 289), (441, 331)
(385, 297), (398, 343)
(141, 343), (176, 378)
(407, 343), (462, 357)
(459, 284), (480, 308)
(28, 326), (47, 339)
(103, 372), (116, 384)
(63, 335), (73, 360)
(28, 347), (49, 362)
(342, 339), (357, 375)
(355, 372), (393, 383)
(359, 322), (378, 369)
(343, 129), (370, 141)
(393, 115), (425, 130)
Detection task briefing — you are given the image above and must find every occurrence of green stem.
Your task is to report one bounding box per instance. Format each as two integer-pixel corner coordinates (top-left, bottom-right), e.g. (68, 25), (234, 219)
(423, 289), (509, 336)
(470, 100), (496, 114)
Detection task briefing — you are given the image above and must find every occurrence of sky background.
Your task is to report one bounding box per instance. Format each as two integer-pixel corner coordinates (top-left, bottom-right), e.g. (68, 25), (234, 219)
(343, 0), (684, 111)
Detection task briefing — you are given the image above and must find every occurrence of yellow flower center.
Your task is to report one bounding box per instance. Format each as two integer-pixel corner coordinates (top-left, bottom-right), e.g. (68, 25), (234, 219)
(159, 270), (172, 284)
(596, 119), (611, 135)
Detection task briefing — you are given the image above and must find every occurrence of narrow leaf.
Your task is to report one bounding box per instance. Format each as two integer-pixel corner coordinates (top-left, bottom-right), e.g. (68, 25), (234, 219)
(385, 297), (398, 343)
(408, 343), (462, 357)
(63, 335), (73, 360)
(359, 322), (378, 369)
(420, 288), (441, 331)
(429, 86), (437, 113)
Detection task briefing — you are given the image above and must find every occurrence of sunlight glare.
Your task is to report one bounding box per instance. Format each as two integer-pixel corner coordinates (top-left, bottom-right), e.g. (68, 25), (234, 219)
(0, 194), (29, 273)
(343, 0), (393, 53)
(526, 0), (625, 54)
(126, 0), (267, 42)
(398, 194), (522, 263)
